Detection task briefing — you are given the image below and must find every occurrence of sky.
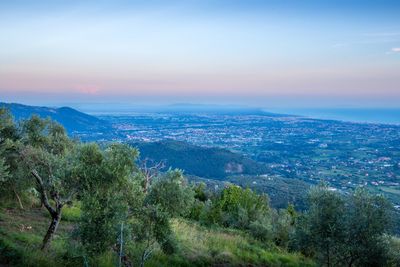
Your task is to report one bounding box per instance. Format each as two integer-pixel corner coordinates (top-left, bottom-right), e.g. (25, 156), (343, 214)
(0, 0), (400, 108)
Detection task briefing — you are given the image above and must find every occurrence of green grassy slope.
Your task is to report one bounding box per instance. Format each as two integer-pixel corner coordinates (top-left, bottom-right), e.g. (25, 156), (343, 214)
(0, 207), (314, 267)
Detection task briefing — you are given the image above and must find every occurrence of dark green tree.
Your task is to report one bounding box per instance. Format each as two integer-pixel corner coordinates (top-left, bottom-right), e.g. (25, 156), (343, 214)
(19, 116), (78, 250)
(145, 169), (194, 217)
(0, 107), (18, 143)
(75, 143), (140, 256)
(344, 188), (393, 267)
(126, 169), (194, 266)
(293, 185), (346, 266)
(215, 185), (269, 229)
(0, 108), (28, 209)
(130, 205), (175, 267)
(294, 185), (394, 267)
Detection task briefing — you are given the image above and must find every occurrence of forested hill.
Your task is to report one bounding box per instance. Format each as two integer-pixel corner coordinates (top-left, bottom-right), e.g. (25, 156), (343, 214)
(0, 102), (111, 136)
(132, 139), (268, 179)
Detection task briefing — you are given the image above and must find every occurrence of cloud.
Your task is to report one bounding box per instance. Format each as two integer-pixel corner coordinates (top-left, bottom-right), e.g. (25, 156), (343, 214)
(74, 84), (100, 95)
(392, 47), (400, 53)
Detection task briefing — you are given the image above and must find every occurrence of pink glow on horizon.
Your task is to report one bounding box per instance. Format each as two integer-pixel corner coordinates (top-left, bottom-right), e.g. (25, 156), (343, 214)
(74, 84), (100, 95)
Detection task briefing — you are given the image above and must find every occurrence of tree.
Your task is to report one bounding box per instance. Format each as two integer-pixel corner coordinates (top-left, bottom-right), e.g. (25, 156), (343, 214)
(272, 206), (297, 248)
(215, 185), (269, 229)
(344, 188), (393, 267)
(293, 186), (394, 267)
(249, 213), (273, 242)
(0, 139), (29, 209)
(75, 143), (140, 256)
(193, 182), (208, 202)
(187, 183), (209, 221)
(125, 169), (194, 266)
(294, 185), (346, 266)
(138, 158), (165, 193)
(0, 108), (27, 209)
(0, 107), (18, 143)
(130, 205), (175, 267)
(145, 169), (194, 217)
(19, 116), (78, 250)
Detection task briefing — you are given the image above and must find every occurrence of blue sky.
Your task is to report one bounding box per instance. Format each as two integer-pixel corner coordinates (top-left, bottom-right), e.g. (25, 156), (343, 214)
(0, 0), (399, 108)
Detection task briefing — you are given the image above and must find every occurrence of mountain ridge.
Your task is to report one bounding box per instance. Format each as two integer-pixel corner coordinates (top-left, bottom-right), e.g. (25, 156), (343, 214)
(0, 102), (111, 137)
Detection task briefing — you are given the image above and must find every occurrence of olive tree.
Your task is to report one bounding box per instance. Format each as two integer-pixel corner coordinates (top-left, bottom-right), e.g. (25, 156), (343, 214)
(344, 188), (393, 267)
(293, 185), (346, 266)
(19, 116), (79, 250)
(75, 143), (141, 256)
(0, 108), (28, 209)
(293, 185), (394, 267)
(128, 169), (194, 266)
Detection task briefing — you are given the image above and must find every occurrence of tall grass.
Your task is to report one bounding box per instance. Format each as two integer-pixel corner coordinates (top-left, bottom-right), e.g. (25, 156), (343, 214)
(0, 207), (315, 267)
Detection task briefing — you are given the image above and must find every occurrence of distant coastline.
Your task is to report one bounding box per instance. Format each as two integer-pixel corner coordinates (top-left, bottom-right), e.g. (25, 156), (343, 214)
(268, 108), (400, 125)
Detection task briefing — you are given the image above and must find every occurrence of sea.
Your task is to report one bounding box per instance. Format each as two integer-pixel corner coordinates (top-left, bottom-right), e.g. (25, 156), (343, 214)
(270, 108), (400, 125)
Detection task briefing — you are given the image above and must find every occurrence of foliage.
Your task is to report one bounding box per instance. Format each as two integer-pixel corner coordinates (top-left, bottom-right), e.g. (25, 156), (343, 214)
(302, 185), (346, 265)
(193, 182), (208, 202)
(0, 155), (9, 182)
(129, 205), (177, 266)
(0, 107), (19, 143)
(145, 169), (195, 217)
(76, 143), (139, 256)
(293, 185), (394, 267)
(79, 191), (123, 256)
(387, 236), (400, 266)
(343, 188), (394, 267)
(0, 108), (30, 208)
(125, 169), (195, 266)
(199, 184), (270, 230)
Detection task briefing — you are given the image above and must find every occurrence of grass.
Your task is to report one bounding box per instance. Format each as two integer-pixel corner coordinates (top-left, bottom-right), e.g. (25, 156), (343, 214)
(146, 219), (315, 267)
(61, 203), (82, 222)
(0, 206), (315, 267)
(0, 207), (72, 267)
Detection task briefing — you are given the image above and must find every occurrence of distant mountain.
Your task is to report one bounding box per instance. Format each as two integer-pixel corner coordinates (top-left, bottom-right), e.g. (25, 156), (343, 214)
(0, 102), (112, 136)
(132, 139), (268, 179)
(156, 103), (286, 116)
(77, 103), (287, 116)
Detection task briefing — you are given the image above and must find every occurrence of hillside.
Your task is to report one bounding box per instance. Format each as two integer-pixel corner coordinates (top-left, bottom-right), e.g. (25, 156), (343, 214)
(0, 102), (111, 137)
(0, 207), (314, 267)
(132, 139), (268, 179)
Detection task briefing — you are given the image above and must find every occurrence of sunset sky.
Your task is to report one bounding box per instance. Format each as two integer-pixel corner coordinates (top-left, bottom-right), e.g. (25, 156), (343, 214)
(1, 0), (399, 108)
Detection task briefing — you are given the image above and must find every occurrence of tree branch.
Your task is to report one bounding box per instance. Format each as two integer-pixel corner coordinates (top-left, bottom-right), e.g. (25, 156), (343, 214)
(61, 189), (77, 207)
(31, 169), (57, 217)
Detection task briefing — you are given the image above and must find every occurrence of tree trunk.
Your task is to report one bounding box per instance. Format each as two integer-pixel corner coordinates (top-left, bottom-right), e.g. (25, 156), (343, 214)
(41, 213), (61, 250)
(348, 257), (355, 267)
(13, 188), (24, 210)
(140, 252), (145, 267)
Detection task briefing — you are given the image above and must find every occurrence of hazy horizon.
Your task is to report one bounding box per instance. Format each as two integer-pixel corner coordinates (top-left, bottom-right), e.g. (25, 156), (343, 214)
(2, 100), (400, 125)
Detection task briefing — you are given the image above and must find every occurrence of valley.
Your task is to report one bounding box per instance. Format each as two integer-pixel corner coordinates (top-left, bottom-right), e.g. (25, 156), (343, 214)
(99, 112), (400, 211)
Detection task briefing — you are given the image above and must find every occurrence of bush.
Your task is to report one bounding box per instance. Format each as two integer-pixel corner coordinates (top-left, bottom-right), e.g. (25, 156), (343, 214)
(249, 215), (273, 242)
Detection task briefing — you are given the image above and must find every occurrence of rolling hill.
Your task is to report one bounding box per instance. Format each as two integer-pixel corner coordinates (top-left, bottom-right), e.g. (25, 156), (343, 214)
(0, 102), (112, 137)
(132, 139), (269, 179)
